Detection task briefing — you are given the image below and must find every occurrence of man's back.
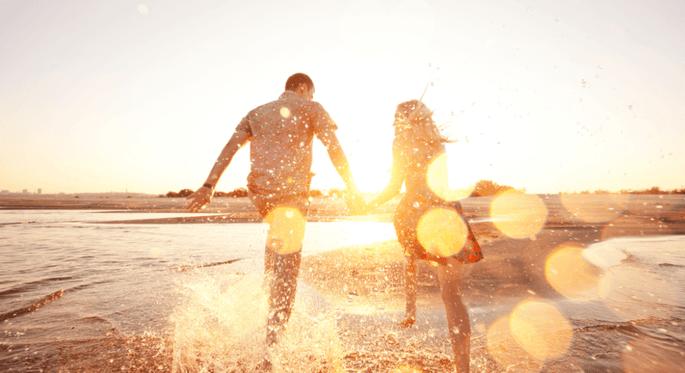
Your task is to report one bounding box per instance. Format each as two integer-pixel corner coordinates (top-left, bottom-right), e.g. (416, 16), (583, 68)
(237, 90), (337, 197)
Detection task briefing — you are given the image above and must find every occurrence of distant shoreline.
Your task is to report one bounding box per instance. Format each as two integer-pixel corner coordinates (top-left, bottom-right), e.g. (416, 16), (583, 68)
(2, 195), (684, 226)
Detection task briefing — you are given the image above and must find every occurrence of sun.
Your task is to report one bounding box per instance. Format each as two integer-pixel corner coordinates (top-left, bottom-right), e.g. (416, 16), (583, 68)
(354, 165), (391, 194)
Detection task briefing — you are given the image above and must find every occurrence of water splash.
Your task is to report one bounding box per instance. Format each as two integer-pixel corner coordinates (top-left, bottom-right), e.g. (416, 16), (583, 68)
(169, 272), (343, 372)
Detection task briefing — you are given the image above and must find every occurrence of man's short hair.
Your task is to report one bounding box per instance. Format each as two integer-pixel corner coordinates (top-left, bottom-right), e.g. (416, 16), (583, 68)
(285, 73), (314, 91)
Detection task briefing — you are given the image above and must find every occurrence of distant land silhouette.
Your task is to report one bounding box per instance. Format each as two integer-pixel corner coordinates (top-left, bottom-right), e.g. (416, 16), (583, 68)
(159, 181), (684, 199)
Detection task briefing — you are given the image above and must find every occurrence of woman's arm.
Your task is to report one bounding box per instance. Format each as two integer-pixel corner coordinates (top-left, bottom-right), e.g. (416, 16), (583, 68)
(363, 154), (406, 213)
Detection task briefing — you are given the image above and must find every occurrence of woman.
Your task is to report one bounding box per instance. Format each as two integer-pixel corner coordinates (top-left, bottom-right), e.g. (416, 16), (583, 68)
(361, 100), (483, 373)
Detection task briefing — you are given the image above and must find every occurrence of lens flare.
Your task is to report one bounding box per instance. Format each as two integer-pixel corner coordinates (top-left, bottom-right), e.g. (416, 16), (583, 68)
(138, 4), (149, 15)
(560, 194), (630, 223)
(264, 207), (306, 255)
(486, 316), (544, 373)
(545, 244), (613, 301)
(417, 207), (468, 258)
(426, 153), (475, 201)
(509, 300), (573, 361)
(280, 107), (291, 118)
(491, 190), (548, 239)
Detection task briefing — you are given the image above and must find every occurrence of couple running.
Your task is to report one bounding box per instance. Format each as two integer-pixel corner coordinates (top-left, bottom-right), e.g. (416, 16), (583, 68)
(186, 73), (483, 373)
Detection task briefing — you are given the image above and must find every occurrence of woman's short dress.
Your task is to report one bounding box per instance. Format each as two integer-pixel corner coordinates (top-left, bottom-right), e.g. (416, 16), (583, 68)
(391, 127), (484, 265)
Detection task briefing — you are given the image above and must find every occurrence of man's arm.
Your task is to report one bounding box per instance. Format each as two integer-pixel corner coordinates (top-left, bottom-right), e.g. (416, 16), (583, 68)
(186, 130), (250, 212)
(319, 132), (356, 190)
(318, 131), (364, 213)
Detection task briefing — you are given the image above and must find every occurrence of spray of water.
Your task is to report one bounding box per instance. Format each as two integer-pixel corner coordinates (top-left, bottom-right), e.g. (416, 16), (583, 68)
(169, 271), (343, 372)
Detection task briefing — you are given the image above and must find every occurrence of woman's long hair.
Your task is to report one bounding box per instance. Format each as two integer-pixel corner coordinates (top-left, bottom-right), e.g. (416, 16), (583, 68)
(393, 100), (453, 144)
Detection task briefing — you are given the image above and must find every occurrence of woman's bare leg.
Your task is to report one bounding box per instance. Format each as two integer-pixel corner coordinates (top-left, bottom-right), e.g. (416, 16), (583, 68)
(438, 258), (470, 373)
(399, 256), (418, 327)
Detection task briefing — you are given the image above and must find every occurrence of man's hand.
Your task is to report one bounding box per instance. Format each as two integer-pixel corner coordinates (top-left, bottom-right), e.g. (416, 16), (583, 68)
(345, 188), (366, 215)
(186, 186), (213, 212)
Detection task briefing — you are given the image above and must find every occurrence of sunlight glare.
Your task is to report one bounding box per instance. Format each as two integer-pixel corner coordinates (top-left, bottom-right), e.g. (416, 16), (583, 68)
(486, 316), (544, 373)
(280, 107), (290, 118)
(264, 206), (306, 255)
(417, 207), (468, 258)
(354, 165), (390, 194)
(509, 300), (573, 361)
(545, 244), (613, 301)
(426, 153), (476, 201)
(491, 190), (547, 239)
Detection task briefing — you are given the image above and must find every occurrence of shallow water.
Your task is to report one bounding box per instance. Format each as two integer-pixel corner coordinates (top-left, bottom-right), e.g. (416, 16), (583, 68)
(1, 209), (684, 372)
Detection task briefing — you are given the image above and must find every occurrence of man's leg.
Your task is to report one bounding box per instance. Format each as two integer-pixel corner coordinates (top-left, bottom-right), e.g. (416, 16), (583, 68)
(266, 248), (302, 346)
(256, 196), (308, 347)
(264, 245), (275, 289)
(438, 258), (470, 373)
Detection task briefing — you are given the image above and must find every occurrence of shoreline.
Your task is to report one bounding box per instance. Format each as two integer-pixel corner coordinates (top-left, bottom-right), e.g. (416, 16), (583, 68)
(3, 197), (685, 372)
(3, 195), (684, 307)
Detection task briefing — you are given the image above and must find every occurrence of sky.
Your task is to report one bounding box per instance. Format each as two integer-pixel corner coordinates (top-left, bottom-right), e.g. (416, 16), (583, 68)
(1, 0), (684, 195)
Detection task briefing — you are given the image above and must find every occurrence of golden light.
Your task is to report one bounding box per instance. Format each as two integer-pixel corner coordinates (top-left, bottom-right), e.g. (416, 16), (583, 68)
(354, 165), (390, 194)
(560, 194), (630, 223)
(426, 153), (476, 201)
(623, 337), (684, 373)
(486, 316), (544, 373)
(280, 107), (291, 118)
(545, 244), (613, 301)
(491, 190), (548, 239)
(264, 206), (306, 255)
(509, 300), (573, 361)
(417, 207), (468, 258)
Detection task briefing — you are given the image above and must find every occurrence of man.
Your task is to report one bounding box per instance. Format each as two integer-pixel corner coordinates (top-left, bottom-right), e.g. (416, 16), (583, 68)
(185, 73), (363, 355)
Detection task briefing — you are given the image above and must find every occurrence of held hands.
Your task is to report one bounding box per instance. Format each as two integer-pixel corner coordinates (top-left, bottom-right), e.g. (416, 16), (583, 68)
(185, 186), (213, 212)
(344, 188), (367, 215)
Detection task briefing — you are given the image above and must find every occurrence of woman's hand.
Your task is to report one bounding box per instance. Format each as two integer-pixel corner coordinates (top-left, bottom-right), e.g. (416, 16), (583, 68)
(186, 186), (213, 212)
(345, 188), (366, 215)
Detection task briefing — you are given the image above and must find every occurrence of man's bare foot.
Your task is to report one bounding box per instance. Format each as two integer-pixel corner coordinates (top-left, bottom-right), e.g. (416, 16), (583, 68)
(256, 358), (272, 372)
(398, 316), (415, 328)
